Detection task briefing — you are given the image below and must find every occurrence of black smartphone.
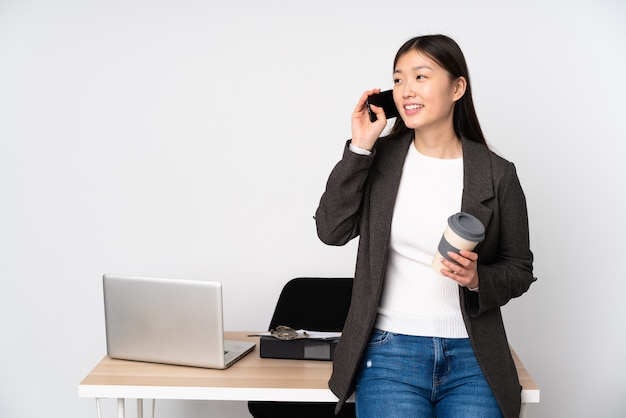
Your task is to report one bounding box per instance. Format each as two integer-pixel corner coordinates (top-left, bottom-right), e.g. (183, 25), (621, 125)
(366, 90), (399, 122)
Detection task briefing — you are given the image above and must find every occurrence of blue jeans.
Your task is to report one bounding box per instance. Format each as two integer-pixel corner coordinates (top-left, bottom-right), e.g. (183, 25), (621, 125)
(355, 329), (503, 418)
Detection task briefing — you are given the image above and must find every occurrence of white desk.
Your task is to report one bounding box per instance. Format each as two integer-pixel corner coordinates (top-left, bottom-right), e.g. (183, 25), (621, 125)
(79, 332), (540, 417)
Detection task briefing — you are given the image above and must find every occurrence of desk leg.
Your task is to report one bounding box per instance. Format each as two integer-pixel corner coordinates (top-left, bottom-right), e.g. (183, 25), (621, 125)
(519, 403), (526, 418)
(117, 398), (125, 418)
(94, 397), (147, 418)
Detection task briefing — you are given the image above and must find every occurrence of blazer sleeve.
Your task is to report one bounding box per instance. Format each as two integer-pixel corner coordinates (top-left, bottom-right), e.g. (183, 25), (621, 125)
(467, 161), (536, 316)
(315, 141), (375, 246)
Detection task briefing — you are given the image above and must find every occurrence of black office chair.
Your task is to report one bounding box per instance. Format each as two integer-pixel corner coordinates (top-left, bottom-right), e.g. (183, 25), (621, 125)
(247, 277), (356, 418)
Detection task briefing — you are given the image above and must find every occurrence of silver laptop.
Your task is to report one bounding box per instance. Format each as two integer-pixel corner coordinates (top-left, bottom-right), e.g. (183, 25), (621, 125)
(103, 274), (255, 369)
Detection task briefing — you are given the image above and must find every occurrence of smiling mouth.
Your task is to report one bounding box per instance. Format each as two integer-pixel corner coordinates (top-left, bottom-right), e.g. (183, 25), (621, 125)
(404, 104), (424, 110)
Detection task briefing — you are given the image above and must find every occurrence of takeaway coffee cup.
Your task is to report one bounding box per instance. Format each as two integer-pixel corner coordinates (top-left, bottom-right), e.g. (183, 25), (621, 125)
(432, 212), (485, 275)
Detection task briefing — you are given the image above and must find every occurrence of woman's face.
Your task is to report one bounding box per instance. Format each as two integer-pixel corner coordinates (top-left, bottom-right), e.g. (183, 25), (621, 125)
(392, 50), (464, 133)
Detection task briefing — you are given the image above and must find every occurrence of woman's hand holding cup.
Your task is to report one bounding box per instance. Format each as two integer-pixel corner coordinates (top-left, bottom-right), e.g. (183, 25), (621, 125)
(440, 250), (480, 289)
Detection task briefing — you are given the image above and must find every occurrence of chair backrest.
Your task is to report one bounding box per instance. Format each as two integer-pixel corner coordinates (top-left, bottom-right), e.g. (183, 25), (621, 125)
(268, 277), (353, 332)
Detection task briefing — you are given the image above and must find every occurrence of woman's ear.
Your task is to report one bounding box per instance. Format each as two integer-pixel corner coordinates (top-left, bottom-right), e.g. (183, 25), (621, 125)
(453, 77), (467, 102)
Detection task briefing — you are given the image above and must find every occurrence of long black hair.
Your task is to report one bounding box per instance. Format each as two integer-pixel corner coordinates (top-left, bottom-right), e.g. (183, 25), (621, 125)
(388, 34), (487, 146)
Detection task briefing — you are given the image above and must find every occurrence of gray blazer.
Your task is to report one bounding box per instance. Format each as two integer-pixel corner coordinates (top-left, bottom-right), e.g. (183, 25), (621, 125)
(315, 132), (536, 418)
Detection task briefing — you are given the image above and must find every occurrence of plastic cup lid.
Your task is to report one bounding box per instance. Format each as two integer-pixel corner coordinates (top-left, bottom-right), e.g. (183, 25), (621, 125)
(448, 212), (485, 242)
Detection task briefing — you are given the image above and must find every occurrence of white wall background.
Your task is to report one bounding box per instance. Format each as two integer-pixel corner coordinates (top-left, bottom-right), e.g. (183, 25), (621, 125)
(1, 0), (624, 417)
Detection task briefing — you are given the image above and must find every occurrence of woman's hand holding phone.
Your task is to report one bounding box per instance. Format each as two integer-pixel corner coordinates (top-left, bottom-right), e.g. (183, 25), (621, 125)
(350, 89), (388, 151)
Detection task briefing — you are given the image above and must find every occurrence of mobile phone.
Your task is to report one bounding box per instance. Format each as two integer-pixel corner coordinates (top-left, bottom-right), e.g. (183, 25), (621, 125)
(366, 90), (399, 122)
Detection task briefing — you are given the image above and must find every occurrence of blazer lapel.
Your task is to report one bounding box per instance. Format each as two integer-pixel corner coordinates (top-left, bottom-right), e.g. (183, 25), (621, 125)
(368, 133), (413, 248)
(461, 139), (494, 229)
(370, 132), (413, 206)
